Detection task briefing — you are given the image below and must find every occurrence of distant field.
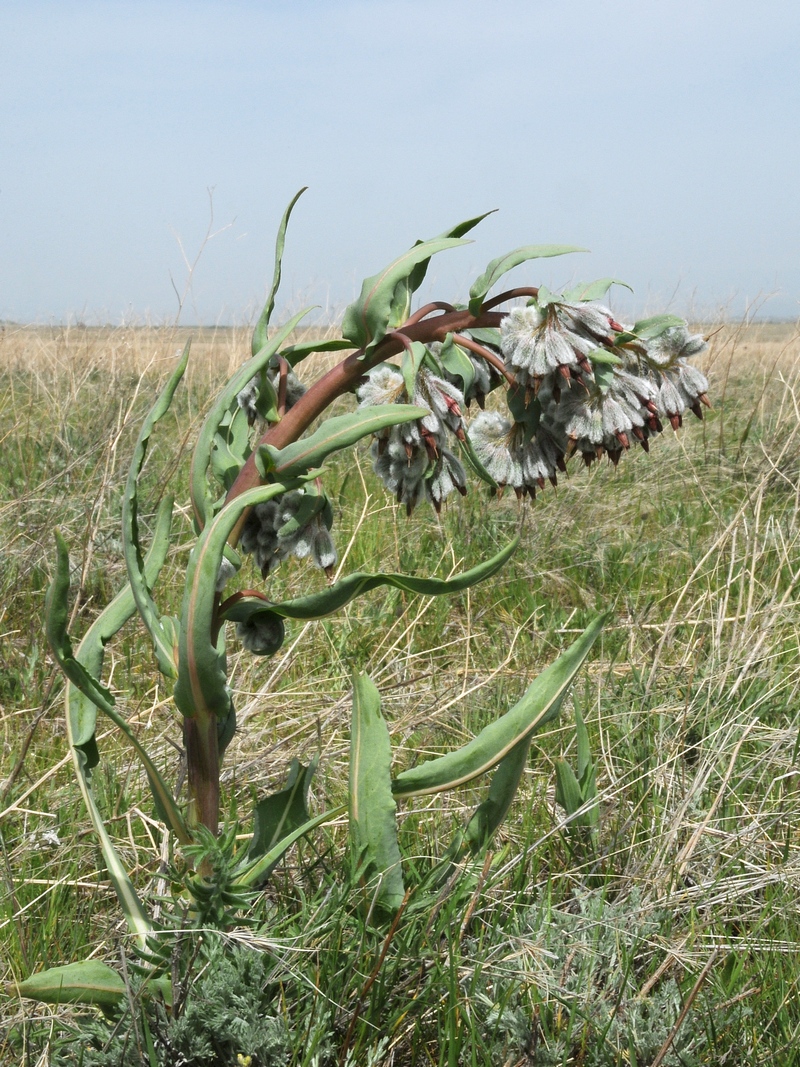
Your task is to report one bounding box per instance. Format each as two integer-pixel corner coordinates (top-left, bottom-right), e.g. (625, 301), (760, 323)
(2, 318), (800, 1064)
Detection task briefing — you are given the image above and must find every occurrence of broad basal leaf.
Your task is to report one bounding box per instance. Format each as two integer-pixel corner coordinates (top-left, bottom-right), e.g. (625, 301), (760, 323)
(349, 673), (405, 913)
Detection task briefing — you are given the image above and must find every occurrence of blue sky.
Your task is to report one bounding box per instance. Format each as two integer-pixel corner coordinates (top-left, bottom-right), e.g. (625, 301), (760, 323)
(2, 0), (799, 324)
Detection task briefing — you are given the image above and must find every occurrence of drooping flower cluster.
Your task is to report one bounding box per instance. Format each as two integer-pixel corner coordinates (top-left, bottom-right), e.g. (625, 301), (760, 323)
(358, 294), (710, 508)
(239, 489), (337, 578)
(471, 299), (710, 489)
(358, 363), (468, 514)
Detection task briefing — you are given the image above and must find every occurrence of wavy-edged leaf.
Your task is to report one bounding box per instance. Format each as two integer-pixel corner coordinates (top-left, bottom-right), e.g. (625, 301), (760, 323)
(562, 278), (633, 303)
(350, 673), (404, 913)
(48, 533), (191, 846)
(247, 758), (318, 862)
(219, 538), (518, 626)
(280, 337), (353, 369)
(190, 307), (312, 530)
(436, 334), (476, 397)
(257, 404), (428, 479)
(392, 613), (606, 798)
(342, 237), (469, 353)
(393, 212), (497, 327)
(468, 244), (587, 315)
(252, 187), (307, 357)
(69, 495), (173, 759)
(122, 343), (189, 680)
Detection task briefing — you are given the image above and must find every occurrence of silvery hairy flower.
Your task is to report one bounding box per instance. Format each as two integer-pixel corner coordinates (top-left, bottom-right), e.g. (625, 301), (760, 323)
(359, 363), (468, 514)
(501, 300), (621, 389)
(643, 324), (707, 370)
(469, 411), (565, 497)
(239, 489), (337, 578)
(237, 365), (307, 424)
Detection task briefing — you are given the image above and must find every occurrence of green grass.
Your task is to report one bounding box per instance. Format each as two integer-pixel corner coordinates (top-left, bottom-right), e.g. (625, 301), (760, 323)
(2, 320), (800, 1064)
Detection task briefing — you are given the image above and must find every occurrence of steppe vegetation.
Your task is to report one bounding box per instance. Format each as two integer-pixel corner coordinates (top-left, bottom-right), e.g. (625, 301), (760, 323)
(2, 316), (800, 1064)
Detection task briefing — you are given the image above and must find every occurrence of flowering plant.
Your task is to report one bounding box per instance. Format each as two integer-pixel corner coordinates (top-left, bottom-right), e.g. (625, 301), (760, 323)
(22, 191), (708, 1008)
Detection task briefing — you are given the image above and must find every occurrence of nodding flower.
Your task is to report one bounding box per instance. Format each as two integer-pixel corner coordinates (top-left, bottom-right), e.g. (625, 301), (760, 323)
(359, 365), (468, 514)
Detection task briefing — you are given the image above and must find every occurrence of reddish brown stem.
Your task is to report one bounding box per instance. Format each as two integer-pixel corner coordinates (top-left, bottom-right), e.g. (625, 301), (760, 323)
(401, 301), (456, 326)
(276, 356), (290, 417)
(452, 333), (515, 386)
(183, 716), (220, 837)
(479, 286), (539, 311)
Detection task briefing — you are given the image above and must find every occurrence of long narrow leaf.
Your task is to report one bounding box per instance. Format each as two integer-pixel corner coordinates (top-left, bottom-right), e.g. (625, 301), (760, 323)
(220, 538), (518, 626)
(69, 495), (173, 755)
(252, 187), (307, 357)
(392, 614), (606, 798)
(462, 733), (534, 855)
(190, 307), (312, 530)
(174, 480), (302, 722)
(349, 673), (405, 912)
(258, 404), (428, 479)
(234, 804), (346, 888)
(342, 237), (469, 352)
(48, 533), (190, 845)
(468, 244), (587, 315)
(122, 343), (190, 679)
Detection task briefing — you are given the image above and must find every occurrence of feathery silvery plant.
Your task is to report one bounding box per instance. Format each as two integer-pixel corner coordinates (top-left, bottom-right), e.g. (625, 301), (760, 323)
(27, 192), (710, 1011)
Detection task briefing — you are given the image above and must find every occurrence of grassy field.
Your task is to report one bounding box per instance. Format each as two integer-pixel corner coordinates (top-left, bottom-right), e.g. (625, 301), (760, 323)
(2, 319), (800, 1065)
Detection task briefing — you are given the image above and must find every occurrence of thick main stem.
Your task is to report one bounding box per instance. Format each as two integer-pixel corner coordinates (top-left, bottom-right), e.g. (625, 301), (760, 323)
(184, 715), (220, 837)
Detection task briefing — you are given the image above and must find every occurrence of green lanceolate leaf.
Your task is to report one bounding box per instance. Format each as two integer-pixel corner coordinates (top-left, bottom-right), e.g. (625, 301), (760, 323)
(252, 187), (308, 357)
(122, 342), (190, 680)
(16, 960), (125, 1008)
(210, 406), (252, 492)
(257, 404), (428, 478)
(462, 733), (534, 856)
(437, 334), (477, 397)
(458, 430), (499, 488)
(247, 758), (318, 862)
(561, 278), (633, 303)
(219, 538), (518, 626)
(392, 613), (607, 798)
(630, 314), (685, 341)
(391, 212), (498, 328)
(555, 706), (598, 828)
(49, 532), (191, 846)
(234, 804), (346, 888)
(468, 244), (587, 316)
(341, 237), (469, 353)
(350, 673), (405, 913)
(15, 960), (171, 1009)
(554, 761), (585, 820)
(279, 337), (353, 369)
(190, 307), (312, 531)
(69, 495), (174, 761)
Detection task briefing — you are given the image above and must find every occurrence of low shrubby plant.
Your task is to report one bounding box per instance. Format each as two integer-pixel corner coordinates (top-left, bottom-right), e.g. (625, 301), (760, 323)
(13, 191), (711, 1058)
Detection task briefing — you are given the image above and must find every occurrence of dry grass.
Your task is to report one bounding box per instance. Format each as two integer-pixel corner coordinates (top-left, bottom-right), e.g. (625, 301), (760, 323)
(3, 317), (800, 1063)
